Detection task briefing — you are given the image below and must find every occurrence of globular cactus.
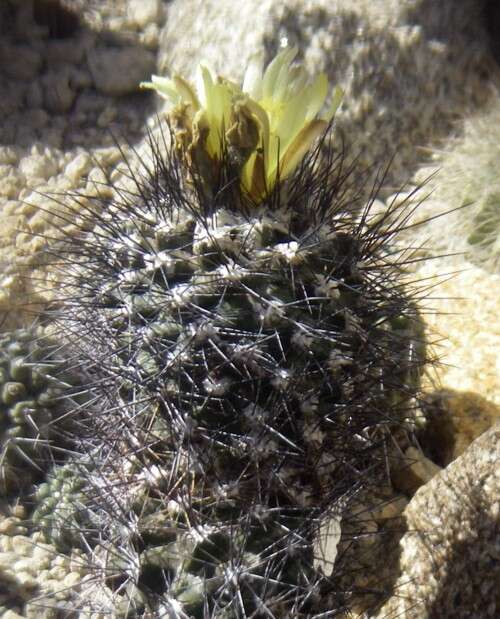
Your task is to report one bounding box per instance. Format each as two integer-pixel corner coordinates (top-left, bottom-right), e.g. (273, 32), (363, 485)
(0, 328), (78, 494)
(31, 458), (96, 553)
(41, 48), (430, 616)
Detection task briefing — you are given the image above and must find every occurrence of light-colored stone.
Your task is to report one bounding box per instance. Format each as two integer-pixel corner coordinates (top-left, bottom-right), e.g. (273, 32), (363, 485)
(376, 426), (500, 618)
(3, 611), (25, 619)
(127, 0), (162, 29)
(0, 147), (19, 166)
(64, 152), (92, 184)
(418, 258), (500, 405)
(140, 22), (160, 49)
(19, 148), (59, 182)
(87, 45), (156, 96)
(0, 513), (87, 617)
(0, 170), (25, 200)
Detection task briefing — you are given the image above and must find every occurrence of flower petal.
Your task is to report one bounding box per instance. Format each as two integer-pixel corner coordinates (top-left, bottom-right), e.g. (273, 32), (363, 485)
(276, 119), (327, 180)
(172, 75), (200, 110)
(140, 75), (180, 102)
(242, 51), (264, 99)
(304, 73), (328, 122)
(323, 85), (344, 121)
(262, 46), (298, 100)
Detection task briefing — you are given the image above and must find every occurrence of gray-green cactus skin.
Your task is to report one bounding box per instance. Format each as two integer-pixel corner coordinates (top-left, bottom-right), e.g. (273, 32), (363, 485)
(31, 459), (94, 553)
(48, 140), (428, 616)
(0, 328), (77, 494)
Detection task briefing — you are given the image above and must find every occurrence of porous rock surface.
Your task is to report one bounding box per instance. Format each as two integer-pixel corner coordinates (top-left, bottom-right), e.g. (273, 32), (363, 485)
(375, 425), (500, 619)
(0, 506), (86, 618)
(0, 0), (161, 329)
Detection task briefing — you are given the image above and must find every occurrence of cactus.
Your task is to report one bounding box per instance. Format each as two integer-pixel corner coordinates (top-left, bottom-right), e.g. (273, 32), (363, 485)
(40, 50), (430, 616)
(0, 328), (78, 494)
(30, 458), (96, 553)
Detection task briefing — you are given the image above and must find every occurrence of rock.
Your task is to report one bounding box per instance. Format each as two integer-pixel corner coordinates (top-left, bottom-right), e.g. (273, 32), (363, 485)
(0, 77), (26, 117)
(313, 515), (341, 574)
(127, 0), (162, 29)
(0, 513), (86, 617)
(0, 169), (25, 200)
(334, 485), (410, 614)
(25, 80), (44, 109)
(0, 147), (19, 166)
(41, 71), (76, 114)
(96, 105), (117, 128)
(140, 23), (160, 49)
(421, 390), (499, 466)
(21, 109), (49, 131)
(64, 152), (92, 184)
(376, 425), (500, 618)
(87, 45), (156, 96)
(19, 148), (59, 182)
(66, 66), (92, 90)
(391, 446), (443, 495)
(46, 38), (85, 66)
(0, 43), (42, 81)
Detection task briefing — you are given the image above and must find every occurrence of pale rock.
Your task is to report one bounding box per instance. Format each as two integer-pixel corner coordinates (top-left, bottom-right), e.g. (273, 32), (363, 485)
(0, 515), (86, 615)
(313, 515), (341, 574)
(64, 152), (92, 184)
(140, 23), (160, 49)
(0, 171), (25, 199)
(0, 147), (19, 166)
(19, 148), (59, 181)
(3, 611), (25, 619)
(127, 0), (162, 29)
(87, 45), (156, 96)
(376, 426), (500, 618)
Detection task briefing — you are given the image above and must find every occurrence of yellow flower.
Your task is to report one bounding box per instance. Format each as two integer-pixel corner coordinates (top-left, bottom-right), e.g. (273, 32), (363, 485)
(141, 48), (342, 203)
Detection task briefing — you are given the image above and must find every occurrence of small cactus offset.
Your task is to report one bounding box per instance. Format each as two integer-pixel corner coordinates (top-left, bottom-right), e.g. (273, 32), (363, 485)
(31, 458), (97, 553)
(0, 327), (78, 494)
(40, 49), (430, 616)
